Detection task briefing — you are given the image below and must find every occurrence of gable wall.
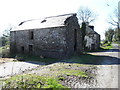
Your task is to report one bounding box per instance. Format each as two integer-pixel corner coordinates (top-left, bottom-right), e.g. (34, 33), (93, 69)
(84, 26), (100, 50)
(66, 15), (82, 56)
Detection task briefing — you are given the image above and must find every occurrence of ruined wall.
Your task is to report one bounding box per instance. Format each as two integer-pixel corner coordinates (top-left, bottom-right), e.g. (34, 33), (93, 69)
(84, 33), (100, 50)
(10, 26), (68, 59)
(10, 30), (30, 54)
(84, 26), (100, 50)
(33, 27), (68, 59)
(66, 15), (82, 56)
(10, 14), (82, 59)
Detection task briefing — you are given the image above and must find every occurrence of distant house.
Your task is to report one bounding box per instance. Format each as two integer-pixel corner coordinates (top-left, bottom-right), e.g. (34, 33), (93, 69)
(10, 13), (82, 59)
(84, 23), (100, 50)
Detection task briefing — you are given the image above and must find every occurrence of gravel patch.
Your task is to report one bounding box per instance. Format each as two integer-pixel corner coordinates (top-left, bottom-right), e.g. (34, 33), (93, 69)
(0, 61), (45, 79)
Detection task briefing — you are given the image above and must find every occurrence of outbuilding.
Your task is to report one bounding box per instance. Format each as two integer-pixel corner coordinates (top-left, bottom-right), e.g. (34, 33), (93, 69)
(10, 13), (82, 59)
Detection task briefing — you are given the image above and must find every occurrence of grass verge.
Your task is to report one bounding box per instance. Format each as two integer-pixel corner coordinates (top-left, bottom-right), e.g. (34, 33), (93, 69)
(2, 74), (65, 88)
(1, 62), (93, 89)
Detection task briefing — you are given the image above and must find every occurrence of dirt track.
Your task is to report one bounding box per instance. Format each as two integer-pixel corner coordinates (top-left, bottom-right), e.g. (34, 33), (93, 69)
(88, 44), (120, 88)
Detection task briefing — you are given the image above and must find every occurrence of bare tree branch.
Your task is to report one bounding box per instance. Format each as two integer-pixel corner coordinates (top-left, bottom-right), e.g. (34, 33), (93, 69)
(108, 8), (119, 29)
(77, 7), (97, 24)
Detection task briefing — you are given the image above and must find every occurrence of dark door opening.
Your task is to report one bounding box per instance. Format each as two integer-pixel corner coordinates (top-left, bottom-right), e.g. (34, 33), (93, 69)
(21, 46), (24, 53)
(74, 29), (77, 51)
(29, 45), (33, 53)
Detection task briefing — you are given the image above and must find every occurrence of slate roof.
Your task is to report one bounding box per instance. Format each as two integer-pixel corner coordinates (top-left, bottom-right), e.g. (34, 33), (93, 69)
(86, 25), (99, 35)
(13, 13), (76, 31)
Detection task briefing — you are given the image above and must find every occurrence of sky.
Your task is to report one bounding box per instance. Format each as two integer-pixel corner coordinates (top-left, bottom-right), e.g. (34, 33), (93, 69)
(0, 0), (119, 40)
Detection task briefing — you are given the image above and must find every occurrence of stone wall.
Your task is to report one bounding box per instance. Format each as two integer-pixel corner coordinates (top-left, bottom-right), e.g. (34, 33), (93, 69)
(85, 33), (100, 50)
(84, 25), (100, 50)
(34, 26), (68, 59)
(10, 14), (82, 59)
(10, 26), (69, 59)
(66, 15), (82, 56)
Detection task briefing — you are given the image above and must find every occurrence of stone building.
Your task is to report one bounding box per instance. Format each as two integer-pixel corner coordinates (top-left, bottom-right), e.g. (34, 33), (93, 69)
(10, 13), (82, 59)
(84, 23), (100, 50)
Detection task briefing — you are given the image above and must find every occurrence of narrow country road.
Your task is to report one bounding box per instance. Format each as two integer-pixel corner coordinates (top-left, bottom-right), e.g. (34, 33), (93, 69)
(88, 44), (120, 88)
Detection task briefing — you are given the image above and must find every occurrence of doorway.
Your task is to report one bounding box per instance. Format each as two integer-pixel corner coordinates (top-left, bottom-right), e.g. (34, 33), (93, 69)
(21, 46), (24, 53)
(29, 45), (33, 54)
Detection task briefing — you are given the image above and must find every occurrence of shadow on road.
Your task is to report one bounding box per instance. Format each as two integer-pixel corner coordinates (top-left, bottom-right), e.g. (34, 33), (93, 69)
(104, 49), (120, 52)
(14, 48), (120, 66)
(24, 54), (119, 65)
(87, 48), (120, 53)
(60, 54), (120, 65)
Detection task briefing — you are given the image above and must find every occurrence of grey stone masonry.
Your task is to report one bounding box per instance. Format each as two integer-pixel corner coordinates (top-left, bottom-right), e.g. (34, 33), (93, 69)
(10, 13), (82, 59)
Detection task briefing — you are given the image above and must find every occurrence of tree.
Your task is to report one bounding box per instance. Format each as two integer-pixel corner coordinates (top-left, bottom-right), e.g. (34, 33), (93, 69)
(108, 8), (120, 29)
(108, 8), (120, 41)
(77, 7), (97, 24)
(105, 28), (114, 43)
(0, 24), (13, 47)
(3, 24), (13, 37)
(113, 28), (119, 41)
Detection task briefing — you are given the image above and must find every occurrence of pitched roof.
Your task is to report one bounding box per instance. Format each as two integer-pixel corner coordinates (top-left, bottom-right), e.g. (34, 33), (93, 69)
(86, 25), (99, 35)
(12, 13), (76, 31)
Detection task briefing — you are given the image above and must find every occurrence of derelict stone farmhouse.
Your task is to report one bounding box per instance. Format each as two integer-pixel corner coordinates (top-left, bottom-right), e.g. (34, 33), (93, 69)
(84, 23), (100, 50)
(10, 13), (83, 59)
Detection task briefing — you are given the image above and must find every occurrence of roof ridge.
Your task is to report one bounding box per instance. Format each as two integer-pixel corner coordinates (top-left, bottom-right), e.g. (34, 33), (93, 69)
(45, 13), (76, 19)
(18, 13), (76, 26)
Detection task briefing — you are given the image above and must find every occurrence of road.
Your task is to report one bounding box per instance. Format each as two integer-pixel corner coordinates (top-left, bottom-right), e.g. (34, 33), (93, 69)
(88, 44), (120, 88)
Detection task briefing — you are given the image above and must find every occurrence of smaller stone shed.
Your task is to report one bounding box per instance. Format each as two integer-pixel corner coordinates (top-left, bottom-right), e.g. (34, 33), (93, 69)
(84, 24), (100, 50)
(10, 13), (82, 59)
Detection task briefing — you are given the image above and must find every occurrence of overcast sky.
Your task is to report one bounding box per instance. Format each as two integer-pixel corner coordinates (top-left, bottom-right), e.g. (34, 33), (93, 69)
(0, 0), (119, 39)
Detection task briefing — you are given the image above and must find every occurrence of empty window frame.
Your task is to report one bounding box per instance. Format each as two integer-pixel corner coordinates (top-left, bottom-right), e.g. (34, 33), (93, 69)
(29, 45), (33, 52)
(29, 31), (34, 40)
(74, 29), (77, 51)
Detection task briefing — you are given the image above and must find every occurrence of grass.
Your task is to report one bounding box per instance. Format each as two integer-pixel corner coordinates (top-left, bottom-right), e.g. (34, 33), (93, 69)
(113, 41), (120, 44)
(114, 42), (120, 46)
(2, 74), (66, 88)
(11, 52), (104, 65)
(1, 62), (92, 89)
(60, 69), (88, 77)
(41, 63), (89, 77)
(87, 42), (113, 52)
(61, 54), (103, 65)
(84, 42), (113, 52)
(0, 45), (10, 57)
(2, 65), (89, 89)
(11, 54), (60, 64)
(100, 43), (113, 49)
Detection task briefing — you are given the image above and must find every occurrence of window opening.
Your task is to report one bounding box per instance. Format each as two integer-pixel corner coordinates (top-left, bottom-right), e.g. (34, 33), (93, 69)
(29, 31), (34, 40)
(74, 29), (77, 51)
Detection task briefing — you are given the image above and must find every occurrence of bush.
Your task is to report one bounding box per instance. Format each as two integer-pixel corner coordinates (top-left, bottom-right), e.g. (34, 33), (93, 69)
(0, 45), (10, 58)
